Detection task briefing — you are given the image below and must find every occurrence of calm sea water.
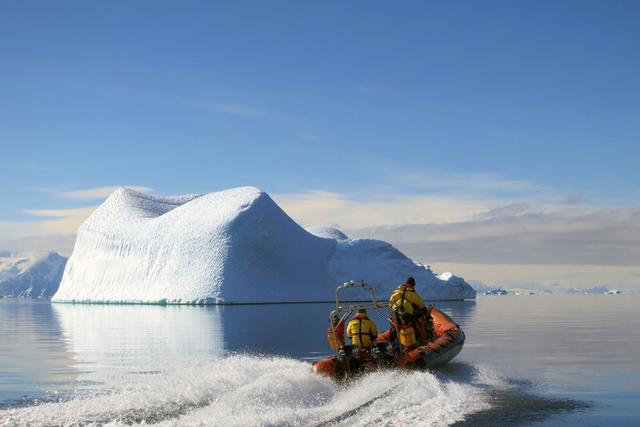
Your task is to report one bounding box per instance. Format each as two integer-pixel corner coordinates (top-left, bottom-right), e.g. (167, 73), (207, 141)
(0, 295), (638, 426)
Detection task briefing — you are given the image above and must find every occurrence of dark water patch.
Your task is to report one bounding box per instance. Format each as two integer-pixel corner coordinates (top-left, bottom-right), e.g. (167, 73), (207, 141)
(436, 361), (537, 392)
(453, 389), (591, 427)
(0, 394), (69, 411)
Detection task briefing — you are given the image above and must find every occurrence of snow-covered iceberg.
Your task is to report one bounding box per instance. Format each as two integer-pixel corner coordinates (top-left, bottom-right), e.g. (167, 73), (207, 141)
(0, 252), (67, 298)
(306, 226), (349, 241)
(53, 187), (475, 304)
(437, 272), (475, 297)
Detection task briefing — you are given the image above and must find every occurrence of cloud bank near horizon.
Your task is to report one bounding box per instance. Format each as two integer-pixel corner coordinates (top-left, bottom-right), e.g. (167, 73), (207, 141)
(347, 204), (640, 266)
(1, 183), (638, 290)
(273, 190), (640, 289)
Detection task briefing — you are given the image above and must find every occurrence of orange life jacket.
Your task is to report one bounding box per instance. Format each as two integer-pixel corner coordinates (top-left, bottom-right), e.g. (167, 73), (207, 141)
(327, 321), (345, 350)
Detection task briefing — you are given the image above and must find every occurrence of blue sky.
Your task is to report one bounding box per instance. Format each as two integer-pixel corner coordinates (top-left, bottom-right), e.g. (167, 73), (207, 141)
(1, 1), (639, 288)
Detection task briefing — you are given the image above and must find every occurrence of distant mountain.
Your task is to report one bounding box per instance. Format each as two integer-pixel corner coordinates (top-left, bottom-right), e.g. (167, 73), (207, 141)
(0, 252), (67, 298)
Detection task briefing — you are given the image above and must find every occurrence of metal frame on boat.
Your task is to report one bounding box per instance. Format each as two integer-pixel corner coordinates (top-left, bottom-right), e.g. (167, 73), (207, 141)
(314, 280), (466, 380)
(328, 280), (393, 356)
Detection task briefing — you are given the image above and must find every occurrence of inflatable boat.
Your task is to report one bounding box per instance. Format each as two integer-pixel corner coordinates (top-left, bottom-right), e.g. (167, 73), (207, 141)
(313, 281), (465, 381)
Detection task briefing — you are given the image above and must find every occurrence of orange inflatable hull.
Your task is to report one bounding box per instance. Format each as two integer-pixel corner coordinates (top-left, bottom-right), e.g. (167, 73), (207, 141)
(313, 307), (465, 379)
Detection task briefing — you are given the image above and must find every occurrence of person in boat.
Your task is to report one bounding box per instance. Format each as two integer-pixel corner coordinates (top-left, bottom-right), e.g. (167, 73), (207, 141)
(346, 308), (378, 351)
(327, 313), (345, 350)
(397, 312), (418, 350)
(389, 277), (433, 345)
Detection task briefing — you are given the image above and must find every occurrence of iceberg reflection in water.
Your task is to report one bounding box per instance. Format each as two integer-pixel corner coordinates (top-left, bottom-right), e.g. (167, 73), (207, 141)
(49, 302), (370, 391)
(0, 301), (75, 403)
(52, 304), (225, 389)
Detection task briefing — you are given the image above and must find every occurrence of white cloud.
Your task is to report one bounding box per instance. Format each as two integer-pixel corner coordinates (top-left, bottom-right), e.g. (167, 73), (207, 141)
(350, 205), (640, 266)
(0, 220), (38, 240)
(2, 186), (150, 243)
(57, 186), (152, 200)
(0, 206), (97, 256)
(23, 207), (98, 219)
(0, 206), (97, 242)
(273, 190), (496, 228)
(0, 234), (76, 256)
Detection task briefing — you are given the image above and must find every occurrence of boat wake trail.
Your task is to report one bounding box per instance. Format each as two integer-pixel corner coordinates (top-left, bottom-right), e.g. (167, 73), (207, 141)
(0, 355), (587, 427)
(313, 384), (401, 427)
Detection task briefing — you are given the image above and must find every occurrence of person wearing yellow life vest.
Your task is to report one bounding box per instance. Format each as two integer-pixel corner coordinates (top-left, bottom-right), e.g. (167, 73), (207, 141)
(389, 277), (432, 344)
(390, 277), (425, 315)
(347, 308), (378, 350)
(398, 323), (418, 349)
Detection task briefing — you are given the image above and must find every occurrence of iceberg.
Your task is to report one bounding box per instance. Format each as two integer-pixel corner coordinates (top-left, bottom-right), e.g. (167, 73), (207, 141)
(0, 252), (67, 298)
(437, 272), (476, 299)
(53, 187), (475, 304)
(306, 226), (349, 241)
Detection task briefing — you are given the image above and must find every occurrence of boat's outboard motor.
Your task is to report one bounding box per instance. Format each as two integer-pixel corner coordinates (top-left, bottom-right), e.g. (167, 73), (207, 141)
(338, 345), (362, 376)
(372, 342), (395, 368)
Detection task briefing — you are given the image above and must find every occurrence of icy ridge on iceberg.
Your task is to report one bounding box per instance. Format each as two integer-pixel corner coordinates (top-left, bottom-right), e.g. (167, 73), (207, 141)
(437, 272), (476, 300)
(53, 186), (475, 304)
(306, 226), (349, 241)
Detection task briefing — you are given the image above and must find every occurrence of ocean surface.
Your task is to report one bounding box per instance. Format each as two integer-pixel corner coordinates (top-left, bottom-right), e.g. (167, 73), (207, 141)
(0, 295), (638, 426)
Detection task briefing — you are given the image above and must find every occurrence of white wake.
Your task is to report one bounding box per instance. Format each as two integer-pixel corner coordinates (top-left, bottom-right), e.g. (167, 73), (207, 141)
(0, 355), (497, 427)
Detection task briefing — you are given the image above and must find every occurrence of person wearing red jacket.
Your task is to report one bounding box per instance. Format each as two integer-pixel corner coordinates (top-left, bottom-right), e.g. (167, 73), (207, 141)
(327, 313), (345, 350)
